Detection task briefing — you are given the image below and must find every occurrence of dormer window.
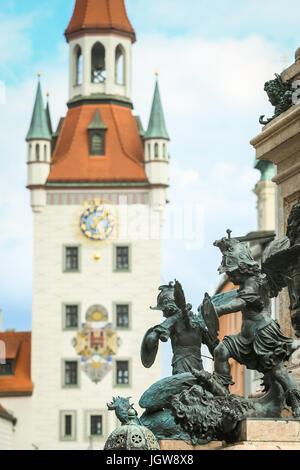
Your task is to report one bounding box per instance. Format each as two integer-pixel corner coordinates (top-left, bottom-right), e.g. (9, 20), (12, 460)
(88, 110), (107, 157)
(0, 359), (15, 376)
(90, 131), (105, 156)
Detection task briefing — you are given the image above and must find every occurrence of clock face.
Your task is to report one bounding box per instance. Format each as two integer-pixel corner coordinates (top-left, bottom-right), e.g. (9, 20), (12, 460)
(80, 205), (115, 241)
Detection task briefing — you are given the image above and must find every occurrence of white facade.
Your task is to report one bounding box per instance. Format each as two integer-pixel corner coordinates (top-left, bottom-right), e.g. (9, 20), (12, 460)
(30, 193), (164, 450)
(0, 416), (15, 450)
(0, 398), (32, 450)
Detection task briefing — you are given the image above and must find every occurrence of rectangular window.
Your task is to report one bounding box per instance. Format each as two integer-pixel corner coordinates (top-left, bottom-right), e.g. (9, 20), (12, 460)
(65, 247), (79, 272)
(90, 415), (103, 437)
(65, 415), (72, 437)
(64, 361), (78, 386)
(60, 411), (76, 441)
(116, 361), (129, 385)
(116, 305), (129, 328)
(65, 305), (79, 329)
(0, 359), (14, 376)
(116, 246), (129, 271)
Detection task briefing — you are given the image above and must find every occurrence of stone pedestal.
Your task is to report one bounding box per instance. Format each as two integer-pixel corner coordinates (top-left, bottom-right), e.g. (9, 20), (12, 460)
(159, 419), (300, 451)
(223, 418), (300, 450)
(159, 440), (223, 451)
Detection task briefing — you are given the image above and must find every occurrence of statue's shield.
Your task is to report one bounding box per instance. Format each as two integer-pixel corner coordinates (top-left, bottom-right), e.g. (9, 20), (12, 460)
(202, 293), (220, 342)
(141, 327), (159, 369)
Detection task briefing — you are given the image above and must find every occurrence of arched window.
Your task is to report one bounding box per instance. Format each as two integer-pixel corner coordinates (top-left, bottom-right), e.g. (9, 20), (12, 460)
(91, 42), (106, 83)
(75, 46), (83, 85)
(163, 143), (167, 159)
(115, 45), (125, 85)
(154, 143), (159, 159)
(28, 144), (32, 162)
(148, 143), (151, 160)
(36, 144), (40, 161)
(44, 144), (47, 162)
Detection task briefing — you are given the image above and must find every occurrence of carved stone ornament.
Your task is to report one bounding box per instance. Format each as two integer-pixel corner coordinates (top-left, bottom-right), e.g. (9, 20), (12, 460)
(259, 73), (293, 125)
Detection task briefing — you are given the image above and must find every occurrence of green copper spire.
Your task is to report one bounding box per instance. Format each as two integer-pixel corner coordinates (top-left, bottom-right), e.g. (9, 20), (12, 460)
(254, 159), (275, 181)
(145, 78), (169, 140)
(45, 93), (53, 135)
(26, 77), (52, 141)
(88, 109), (107, 130)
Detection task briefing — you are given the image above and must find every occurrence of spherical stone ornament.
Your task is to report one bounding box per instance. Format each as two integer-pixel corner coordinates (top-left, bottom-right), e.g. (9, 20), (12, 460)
(104, 409), (160, 451)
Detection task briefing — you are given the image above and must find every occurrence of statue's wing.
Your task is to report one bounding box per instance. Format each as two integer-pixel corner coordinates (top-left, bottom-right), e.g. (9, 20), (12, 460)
(201, 293), (220, 344)
(139, 373), (197, 410)
(174, 280), (186, 312)
(261, 236), (292, 297)
(140, 327), (159, 369)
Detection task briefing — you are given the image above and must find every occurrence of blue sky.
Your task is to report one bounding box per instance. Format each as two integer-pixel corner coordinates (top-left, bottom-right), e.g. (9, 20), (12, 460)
(1, 0), (300, 374)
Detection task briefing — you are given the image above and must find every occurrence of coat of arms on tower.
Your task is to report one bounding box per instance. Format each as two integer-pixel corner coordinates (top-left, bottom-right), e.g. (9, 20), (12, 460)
(72, 306), (120, 384)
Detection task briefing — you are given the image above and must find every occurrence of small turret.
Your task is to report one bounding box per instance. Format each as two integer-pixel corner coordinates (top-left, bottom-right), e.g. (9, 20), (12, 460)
(253, 159), (276, 231)
(144, 75), (170, 206)
(26, 75), (52, 212)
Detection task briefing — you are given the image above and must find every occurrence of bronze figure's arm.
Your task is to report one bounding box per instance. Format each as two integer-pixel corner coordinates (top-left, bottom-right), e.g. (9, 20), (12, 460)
(215, 297), (246, 317)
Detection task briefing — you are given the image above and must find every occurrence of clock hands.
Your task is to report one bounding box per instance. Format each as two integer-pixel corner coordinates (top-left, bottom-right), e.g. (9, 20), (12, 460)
(91, 210), (109, 230)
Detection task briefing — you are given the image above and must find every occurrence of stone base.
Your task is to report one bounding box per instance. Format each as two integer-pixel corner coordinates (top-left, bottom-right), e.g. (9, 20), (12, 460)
(222, 441), (300, 450)
(159, 440), (223, 451)
(159, 419), (300, 451)
(236, 418), (300, 442)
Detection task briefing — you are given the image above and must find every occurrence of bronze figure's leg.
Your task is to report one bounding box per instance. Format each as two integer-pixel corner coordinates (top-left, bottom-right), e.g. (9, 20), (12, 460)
(271, 363), (300, 418)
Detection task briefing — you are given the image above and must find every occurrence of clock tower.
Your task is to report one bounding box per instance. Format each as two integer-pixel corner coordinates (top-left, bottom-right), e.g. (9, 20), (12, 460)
(26, 0), (170, 450)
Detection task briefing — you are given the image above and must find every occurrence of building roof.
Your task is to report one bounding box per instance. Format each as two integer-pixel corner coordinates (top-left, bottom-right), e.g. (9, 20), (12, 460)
(45, 99), (53, 136)
(88, 109), (107, 130)
(0, 405), (16, 424)
(26, 79), (52, 141)
(145, 79), (169, 141)
(65, 0), (136, 43)
(0, 332), (33, 397)
(47, 103), (147, 184)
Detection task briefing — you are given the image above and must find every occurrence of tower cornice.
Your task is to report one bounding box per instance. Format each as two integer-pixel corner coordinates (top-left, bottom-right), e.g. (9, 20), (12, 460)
(67, 94), (133, 110)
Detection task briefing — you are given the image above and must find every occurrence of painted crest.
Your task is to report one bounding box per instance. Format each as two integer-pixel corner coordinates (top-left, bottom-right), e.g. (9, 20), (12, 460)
(72, 306), (120, 384)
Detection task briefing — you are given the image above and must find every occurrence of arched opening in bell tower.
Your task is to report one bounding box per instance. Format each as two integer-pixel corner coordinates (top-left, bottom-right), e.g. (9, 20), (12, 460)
(91, 42), (106, 83)
(36, 143), (40, 161)
(115, 45), (125, 85)
(74, 45), (83, 85)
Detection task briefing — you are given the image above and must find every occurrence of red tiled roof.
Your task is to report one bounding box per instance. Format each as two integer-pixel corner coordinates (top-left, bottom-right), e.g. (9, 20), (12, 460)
(47, 103), (147, 184)
(65, 0), (136, 42)
(0, 332), (33, 396)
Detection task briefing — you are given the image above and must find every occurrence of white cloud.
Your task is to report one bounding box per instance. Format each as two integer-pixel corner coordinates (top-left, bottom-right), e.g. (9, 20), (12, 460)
(0, 12), (34, 77)
(132, 33), (280, 125)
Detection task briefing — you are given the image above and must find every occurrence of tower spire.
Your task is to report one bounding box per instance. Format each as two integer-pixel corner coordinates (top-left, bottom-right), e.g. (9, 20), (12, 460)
(45, 92), (53, 136)
(65, 0), (136, 43)
(26, 76), (51, 141)
(145, 77), (169, 140)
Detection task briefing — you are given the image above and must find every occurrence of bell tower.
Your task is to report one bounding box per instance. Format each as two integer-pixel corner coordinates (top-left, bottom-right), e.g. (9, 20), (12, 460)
(27, 0), (170, 450)
(65, 0), (135, 101)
